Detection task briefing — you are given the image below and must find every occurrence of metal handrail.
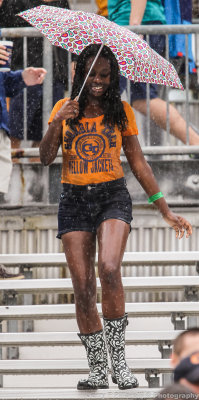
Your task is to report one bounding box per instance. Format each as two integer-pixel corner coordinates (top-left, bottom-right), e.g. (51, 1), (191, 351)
(128, 24), (199, 34)
(2, 24), (199, 37)
(11, 145), (199, 159)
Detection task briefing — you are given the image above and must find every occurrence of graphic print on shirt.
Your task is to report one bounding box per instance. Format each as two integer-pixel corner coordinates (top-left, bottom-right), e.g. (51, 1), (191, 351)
(48, 98), (138, 184)
(63, 121), (116, 176)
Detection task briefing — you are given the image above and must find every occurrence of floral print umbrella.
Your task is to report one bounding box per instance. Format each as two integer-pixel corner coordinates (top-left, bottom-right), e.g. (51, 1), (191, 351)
(18, 5), (183, 90)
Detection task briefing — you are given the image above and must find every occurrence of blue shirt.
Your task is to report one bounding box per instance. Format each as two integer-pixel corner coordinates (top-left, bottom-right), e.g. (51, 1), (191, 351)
(0, 70), (25, 134)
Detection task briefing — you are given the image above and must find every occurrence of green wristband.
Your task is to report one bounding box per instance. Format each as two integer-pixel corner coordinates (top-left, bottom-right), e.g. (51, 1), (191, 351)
(148, 192), (164, 204)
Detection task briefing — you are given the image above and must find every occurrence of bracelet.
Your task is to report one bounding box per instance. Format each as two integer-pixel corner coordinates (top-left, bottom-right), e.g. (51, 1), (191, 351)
(148, 192), (164, 204)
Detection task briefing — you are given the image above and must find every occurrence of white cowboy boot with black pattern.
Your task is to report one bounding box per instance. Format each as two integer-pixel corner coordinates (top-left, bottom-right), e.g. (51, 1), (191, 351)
(77, 329), (109, 390)
(103, 313), (139, 390)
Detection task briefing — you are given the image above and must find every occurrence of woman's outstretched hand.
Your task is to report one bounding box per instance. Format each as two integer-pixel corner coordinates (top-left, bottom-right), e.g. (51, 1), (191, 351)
(163, 211), (192, 239)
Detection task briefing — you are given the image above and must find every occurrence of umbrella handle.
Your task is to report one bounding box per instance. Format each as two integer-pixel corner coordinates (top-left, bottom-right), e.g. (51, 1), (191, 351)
(76, 41), (105, 101)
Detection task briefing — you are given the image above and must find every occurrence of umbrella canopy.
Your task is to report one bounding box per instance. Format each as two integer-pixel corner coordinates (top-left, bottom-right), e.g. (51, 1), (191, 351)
(18, 5), (183, 90)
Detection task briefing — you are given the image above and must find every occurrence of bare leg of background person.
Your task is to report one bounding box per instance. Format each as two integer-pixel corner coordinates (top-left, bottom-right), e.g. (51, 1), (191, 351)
(10, 138), (21, 163)
(133, 98), (199, 145)
(31, 141), (41, 148)
(11, 137), (21, 149)
(11, 138), (41, 162)
(30, 141), (41, 162)
(0, 265), (24, 280)
(11, 138), (40, 148)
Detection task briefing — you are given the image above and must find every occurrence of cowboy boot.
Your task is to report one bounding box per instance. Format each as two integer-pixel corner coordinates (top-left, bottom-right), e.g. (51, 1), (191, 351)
(77, 329), (109, 390)
(103, 313), (139, 390)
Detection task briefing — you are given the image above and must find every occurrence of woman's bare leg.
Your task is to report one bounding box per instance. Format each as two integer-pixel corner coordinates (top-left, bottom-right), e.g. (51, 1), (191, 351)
(97, 219), (130, 318)
(62, 231), (102, 333)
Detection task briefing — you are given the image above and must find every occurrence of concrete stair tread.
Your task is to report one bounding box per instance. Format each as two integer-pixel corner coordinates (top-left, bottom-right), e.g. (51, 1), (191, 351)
(0, 302), (199, 319)
(0, 251), (198, 266)
(1, 276), (199, 293)
(0, 330), (182, 346)
(0, 387), (160, 399)
(0, 358), (171, 374)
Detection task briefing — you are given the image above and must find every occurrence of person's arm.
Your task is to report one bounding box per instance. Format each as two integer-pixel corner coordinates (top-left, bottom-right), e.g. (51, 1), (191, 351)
(3, 70), (25, 97)
(39, 99), (79, 165)
(122, 135), (192, 238)
(3, 67), (46, 98)
(130, 0), (147, 25)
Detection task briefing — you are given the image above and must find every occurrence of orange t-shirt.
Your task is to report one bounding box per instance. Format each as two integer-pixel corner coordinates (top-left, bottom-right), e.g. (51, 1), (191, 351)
(48, 99), (138, 185)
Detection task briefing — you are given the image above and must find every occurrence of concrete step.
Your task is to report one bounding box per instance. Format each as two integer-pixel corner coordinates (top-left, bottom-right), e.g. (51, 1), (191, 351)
(1, 276), (199, 293)
(0, 330), (182, 346)
(0, 387), (159, 400)
(0, 251), (198, 266)
(0, 358), (170, 374)
(0, 302), (198, 320)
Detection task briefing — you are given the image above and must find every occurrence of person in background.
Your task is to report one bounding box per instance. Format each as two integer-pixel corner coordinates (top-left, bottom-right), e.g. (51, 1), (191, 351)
(164, 0), (199, 94)
(0, 0), (70, 149)
(39, 43), (192, 390)
(95, 0), (108, 17)
(0, 43), (46, 279)
(193, 0), (199, 19)
(171, 328), (199, 367)
(108, 0), (199, 146)
(155, 330), (199, 398)
(174, 351), (199, 395)
(170, 328), (199, 395)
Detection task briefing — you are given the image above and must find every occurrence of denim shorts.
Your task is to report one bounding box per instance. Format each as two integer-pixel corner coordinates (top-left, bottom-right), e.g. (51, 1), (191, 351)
(57, 178), (132, 238)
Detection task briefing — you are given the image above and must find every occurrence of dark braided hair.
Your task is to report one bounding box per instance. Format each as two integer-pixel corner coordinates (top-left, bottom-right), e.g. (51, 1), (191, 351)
(69, 44), (128, 132)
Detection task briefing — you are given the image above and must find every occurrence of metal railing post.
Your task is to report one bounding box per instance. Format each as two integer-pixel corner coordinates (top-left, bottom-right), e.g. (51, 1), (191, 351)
(67, 51), (72, 97)
(23, 36), (28, 142)
(146, 34), (150, 146)
(6, 293), (19, 361)
(165, 34), (170, 145)
(42, 37), (53, 137)
(185, 34), (190, 145)
(0, 322), (3, 388)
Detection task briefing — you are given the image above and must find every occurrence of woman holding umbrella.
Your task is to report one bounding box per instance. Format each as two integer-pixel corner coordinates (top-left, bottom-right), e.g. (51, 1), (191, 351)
(39, 44), (192, 390)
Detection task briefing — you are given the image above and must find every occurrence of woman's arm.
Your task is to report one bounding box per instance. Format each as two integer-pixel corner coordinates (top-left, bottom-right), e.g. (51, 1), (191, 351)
(39, 119), (63, 166)
(122, 135), (192, 238)
(39, 99), (79, 165)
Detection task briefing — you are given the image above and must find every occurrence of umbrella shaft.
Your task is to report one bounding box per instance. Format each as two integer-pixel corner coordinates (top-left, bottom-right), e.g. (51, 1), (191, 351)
(77, 41), (105, 101)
